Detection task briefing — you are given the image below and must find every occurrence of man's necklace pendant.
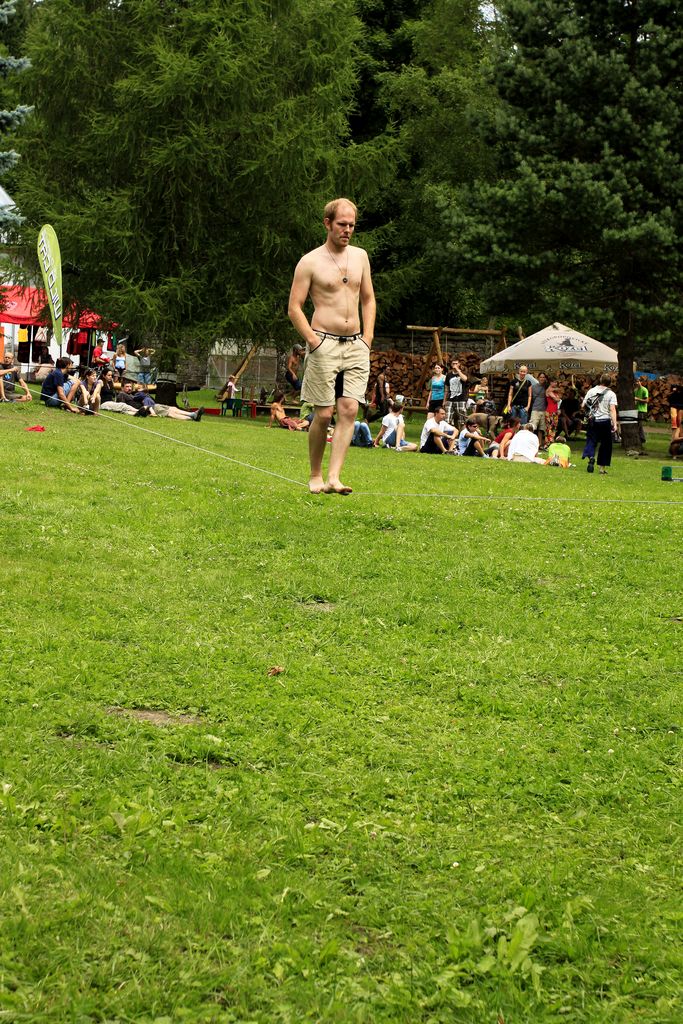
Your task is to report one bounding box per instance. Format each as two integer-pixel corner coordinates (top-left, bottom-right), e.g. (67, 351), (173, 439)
(342, 276), (348, 284)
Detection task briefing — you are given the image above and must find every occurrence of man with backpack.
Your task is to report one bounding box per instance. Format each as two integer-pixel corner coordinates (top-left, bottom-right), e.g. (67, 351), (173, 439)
(581, 374), (618, 474)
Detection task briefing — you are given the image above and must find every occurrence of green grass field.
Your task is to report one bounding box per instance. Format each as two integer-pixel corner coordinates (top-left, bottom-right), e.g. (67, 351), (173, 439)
(1, 402), (681, 1023)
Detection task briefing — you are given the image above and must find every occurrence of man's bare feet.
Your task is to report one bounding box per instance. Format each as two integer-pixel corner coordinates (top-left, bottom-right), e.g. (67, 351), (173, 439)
(323, 481), (353, 495)
(309, 476), (325, 494)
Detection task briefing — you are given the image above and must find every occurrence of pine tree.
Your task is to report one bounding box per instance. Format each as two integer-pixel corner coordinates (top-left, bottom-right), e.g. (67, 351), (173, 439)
(10, 0), (359, 375)
(348, 0), (494, 328)
(0, 0), (31, 227)
(442, 0), (683, 444)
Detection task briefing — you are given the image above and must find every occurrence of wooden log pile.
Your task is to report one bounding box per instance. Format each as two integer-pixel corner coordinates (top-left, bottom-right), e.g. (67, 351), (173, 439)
(369, 350), (681, 421)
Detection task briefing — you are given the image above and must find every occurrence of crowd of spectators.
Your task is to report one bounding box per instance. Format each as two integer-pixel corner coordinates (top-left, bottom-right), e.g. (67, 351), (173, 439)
(27, 351), (205, 422)
(261, 360), (683, 472)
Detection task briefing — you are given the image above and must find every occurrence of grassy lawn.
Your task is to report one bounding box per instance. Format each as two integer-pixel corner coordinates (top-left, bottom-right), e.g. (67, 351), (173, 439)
(1, 403), (681, 1023)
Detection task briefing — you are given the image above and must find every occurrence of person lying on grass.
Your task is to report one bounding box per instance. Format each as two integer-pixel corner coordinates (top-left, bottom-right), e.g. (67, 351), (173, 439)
(268, 391), (310, 431)
(543, 434), (573, 468)
(101, 382), (204, 420)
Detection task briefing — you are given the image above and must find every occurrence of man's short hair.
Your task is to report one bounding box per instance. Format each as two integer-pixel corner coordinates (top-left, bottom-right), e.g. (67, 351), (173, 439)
(600, 373), (613, 386)
(323, 197), (358, 222)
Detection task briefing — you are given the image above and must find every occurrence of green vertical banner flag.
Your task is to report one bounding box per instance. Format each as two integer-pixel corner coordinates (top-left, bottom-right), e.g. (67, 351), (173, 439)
(37, 225), (63, 349)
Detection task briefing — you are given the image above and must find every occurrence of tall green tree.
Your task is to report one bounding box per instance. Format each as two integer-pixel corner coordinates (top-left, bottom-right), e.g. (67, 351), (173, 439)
(10, 0), (359, 380)
(439, 0), (683, 444)
(347, 0), (495, 329)
(0, 0), (31, 228)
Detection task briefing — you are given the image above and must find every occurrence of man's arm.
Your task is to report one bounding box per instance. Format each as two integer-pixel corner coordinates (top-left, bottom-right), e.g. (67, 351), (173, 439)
(19, 376), (32, 401)
(359, 251), (376, 347)
(288, 257), (319, 348)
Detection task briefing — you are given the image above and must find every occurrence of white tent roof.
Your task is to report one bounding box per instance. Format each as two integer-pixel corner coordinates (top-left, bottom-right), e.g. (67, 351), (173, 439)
(480, 323), (619, 375)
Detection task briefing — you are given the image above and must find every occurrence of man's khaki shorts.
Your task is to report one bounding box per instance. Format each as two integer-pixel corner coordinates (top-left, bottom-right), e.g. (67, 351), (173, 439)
(301, 333), (370, 407)
(530, 410), (546, 431)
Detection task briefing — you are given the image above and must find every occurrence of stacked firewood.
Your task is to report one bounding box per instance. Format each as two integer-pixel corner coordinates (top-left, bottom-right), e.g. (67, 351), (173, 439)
(369, 350), (681, 421)
(368, 349), (482, 404)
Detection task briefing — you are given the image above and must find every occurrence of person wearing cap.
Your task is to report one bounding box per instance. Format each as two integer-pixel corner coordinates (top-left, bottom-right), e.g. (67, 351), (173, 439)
(286, 345), (304, 392)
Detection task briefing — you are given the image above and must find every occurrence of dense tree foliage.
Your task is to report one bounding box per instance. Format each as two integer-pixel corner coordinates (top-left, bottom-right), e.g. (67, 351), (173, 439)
(0, 0), (31, 227)
(350, 0), (496, 327)
(440, 0), (683, 395)
(6, 0), (683, 384)
(10, 0), (359, 363)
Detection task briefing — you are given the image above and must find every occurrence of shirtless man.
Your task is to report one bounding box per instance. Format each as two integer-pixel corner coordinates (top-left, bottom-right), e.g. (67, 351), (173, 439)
(288, 198), (376, 494)
(285, 345), (304, 392)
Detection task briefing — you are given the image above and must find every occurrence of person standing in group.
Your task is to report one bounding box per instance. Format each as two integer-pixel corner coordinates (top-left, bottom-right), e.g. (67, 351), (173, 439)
(286, 345), (305, 393)
(426, 363), (446, 413)
(544, 378), (561, 444)
(134, 346), (155, 384)
(372, 361), (392, 419)
(445, 358), (469, 428)
(114, 342), (127, 378)
(582, 373), (618, 475)
(506, 365), (535, 424)
(288, 198), (375, 495)
(528, 371), (549, 447)
(634, 377), (649, 451)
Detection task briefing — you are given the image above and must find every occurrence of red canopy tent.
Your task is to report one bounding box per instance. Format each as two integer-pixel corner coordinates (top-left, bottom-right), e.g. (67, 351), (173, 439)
(0, 284), (105, 328)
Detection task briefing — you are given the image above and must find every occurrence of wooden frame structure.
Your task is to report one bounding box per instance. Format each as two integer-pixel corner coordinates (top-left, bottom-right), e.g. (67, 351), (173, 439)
(406, 324), (508, 400)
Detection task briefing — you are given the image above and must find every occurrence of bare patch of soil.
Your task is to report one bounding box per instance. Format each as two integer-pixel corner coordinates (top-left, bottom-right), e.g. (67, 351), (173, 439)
(107, 707), (202, 727)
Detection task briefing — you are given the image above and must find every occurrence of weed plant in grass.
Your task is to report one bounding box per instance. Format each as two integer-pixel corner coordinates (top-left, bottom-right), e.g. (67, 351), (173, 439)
(1, 403), (681, 1022)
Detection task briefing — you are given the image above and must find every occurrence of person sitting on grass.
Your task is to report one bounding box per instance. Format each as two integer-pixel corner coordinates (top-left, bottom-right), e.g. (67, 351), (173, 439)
(94, 367), (117, 404)
(419, 406), (457, 454)
(72, 368), (101, 414)
(543, 433), (572, 468)
(0, 352), (32, 403)
(374, 400), (418, 451)
(457, 417), (489, 457)
(350, 408), (374, 448)
(507, 423), (544, 463)
(267, 391), (309, 431)
(40, 357), (82, 413)
(485, 417), (520, 458)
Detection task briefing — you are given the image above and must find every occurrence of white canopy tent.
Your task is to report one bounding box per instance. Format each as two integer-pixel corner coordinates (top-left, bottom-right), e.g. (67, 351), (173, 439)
(479, 323), (619, 375)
